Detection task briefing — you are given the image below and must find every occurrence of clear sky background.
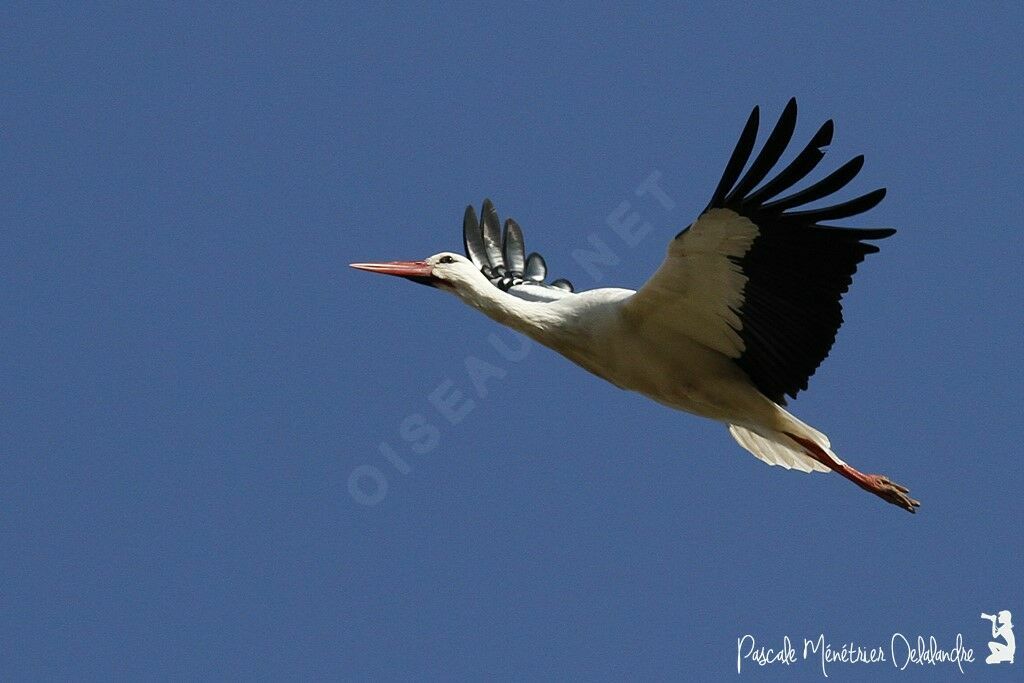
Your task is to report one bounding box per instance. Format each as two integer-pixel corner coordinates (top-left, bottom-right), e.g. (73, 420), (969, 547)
(3, 3), (1022, 680)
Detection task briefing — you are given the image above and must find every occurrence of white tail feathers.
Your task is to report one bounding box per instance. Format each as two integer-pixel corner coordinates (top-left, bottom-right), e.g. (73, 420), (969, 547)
(729, 424), (839, 473)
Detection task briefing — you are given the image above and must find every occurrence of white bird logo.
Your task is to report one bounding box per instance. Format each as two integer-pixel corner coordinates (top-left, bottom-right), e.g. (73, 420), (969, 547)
(352, 99), (919, 513)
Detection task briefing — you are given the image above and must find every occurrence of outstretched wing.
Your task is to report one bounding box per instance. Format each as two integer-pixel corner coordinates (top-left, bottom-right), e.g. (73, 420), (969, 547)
(463, 199), (575, 299)
(622, 98), (894, 405)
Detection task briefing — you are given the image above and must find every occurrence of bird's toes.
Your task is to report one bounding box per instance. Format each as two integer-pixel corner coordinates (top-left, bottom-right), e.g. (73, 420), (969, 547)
(869, 475), (919, 513)
(887, 479), (910, 494)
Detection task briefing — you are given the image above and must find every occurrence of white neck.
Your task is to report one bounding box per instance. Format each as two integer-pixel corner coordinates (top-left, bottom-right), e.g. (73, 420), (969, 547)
(455, 278), (566, 343)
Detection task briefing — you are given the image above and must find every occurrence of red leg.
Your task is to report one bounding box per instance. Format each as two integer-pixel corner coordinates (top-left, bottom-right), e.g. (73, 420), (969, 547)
(784, 432), (920, 513)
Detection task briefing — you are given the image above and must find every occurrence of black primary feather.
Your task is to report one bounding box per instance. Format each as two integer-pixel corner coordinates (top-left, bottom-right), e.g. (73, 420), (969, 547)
(463, 205), (489, 276)
(525, 253), (547, 282)
(550, 279), (574, 292)
(480, 199), (506, 276)
(706, 106), (759, 211)
(503, 218), (526, 276)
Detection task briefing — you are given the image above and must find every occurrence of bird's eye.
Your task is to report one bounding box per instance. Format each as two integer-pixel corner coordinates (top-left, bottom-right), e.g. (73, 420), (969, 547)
(438, 255), (455, 264)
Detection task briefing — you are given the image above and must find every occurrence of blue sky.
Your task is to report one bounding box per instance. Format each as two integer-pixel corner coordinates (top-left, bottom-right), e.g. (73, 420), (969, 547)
(3, 3), (1022, 680)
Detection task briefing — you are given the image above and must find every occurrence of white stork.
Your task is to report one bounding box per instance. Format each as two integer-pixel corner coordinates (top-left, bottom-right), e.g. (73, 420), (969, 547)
(352, 99), (918, 513)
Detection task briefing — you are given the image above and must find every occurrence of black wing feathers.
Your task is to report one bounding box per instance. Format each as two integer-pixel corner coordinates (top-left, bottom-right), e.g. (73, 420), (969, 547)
(707, 98), (894, 405)
(462, 200), (573, 293)
(743, 119), (834, 208)
(707, 106), (760, 210)
(783, 188), (887, 223)
(725, 97), (797, 204)
(463, 205), (490, 276)
(760, 155), (864, 213)
(525, 253), (547, 282)
(503, 219), (526, 276)
(480, 199), (506, 275)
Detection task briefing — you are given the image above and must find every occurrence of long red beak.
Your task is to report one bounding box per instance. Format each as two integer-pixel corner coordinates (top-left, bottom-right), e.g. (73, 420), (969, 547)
(349, 260), (433, 277)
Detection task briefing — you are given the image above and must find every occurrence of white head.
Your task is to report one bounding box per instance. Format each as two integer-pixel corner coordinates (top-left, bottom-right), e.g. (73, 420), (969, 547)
(350, 252), (494, 304)
(351, 250), (578, 345)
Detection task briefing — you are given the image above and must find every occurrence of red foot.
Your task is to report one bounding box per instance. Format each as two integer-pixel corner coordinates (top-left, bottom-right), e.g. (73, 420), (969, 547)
(859, 474), (920, 513)
(784, 432), (920, 513)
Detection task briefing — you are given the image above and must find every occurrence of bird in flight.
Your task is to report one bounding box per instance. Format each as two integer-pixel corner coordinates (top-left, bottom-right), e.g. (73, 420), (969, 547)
(352, 99), (919, 513)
